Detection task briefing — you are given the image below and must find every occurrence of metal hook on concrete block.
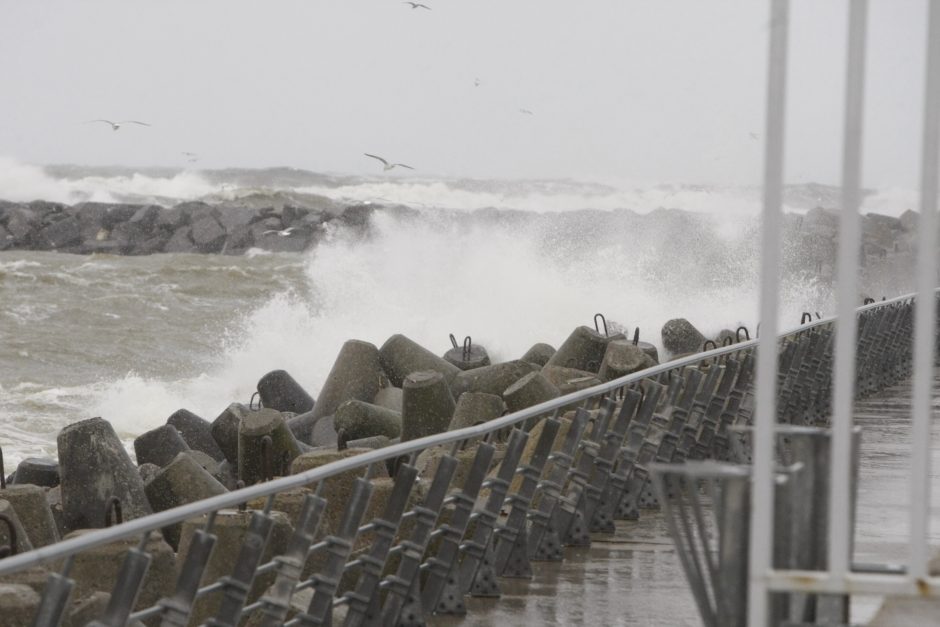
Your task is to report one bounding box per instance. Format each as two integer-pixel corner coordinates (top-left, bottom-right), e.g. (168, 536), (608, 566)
(105, 496), (123, 527)
(594, 313), (609, 336)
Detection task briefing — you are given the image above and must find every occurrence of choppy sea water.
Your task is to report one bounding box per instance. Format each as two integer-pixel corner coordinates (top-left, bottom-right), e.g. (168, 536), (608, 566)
(0, 161), (916, 466)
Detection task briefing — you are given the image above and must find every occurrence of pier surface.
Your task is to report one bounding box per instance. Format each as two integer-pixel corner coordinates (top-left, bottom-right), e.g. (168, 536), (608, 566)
(430, 372), (940, 626)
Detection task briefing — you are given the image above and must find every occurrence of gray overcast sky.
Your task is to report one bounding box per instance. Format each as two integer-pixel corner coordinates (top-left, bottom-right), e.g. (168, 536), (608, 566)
(0, 0), (929, 188)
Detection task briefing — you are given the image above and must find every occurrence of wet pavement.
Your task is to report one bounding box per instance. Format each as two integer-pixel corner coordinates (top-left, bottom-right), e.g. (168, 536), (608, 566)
(429, 372), (940, 626)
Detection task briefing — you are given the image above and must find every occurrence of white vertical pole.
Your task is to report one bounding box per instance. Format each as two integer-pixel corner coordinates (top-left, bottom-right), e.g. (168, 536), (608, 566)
(748, 0), (789, 624)
(828, 0), (868, 581)
(909, 0), (940, 581)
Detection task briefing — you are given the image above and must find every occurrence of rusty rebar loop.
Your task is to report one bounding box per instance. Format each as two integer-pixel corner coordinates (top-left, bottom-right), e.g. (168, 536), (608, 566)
(594, 313), (609, 337)
(736, 326), (750, 342)
(633, 327), (641, 346)
(249, 391), (262, 411)
(0, 445), (4, 489)
(449, 333), (459, 350)
(105, 496), (123, 527)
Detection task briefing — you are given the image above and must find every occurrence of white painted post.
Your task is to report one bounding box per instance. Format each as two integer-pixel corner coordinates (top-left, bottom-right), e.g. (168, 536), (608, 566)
(828, 0), (868, 582)
(748, 0), (789, 624)
(908, 0), (940, 582)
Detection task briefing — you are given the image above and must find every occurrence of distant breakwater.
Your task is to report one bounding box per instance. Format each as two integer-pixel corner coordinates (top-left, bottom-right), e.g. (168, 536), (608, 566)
(0, 198), (922, 293)
(0, 199), (373, 256)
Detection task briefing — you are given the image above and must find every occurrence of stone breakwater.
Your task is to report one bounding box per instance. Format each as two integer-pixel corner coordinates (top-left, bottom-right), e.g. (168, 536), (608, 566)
(0, 318), (734, 622)
(0, 198), (375, 255)
(0, 197), (923, 278)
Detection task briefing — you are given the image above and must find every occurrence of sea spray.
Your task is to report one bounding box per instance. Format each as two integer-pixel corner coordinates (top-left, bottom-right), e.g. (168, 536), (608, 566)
(0, 203), (885, 465)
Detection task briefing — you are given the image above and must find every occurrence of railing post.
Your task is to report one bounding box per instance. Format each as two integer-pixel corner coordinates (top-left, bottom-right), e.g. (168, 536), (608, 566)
(748, 1), (790, 625)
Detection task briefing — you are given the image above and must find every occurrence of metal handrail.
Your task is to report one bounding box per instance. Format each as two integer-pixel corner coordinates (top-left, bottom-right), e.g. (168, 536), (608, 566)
(0, 290), (920, 578)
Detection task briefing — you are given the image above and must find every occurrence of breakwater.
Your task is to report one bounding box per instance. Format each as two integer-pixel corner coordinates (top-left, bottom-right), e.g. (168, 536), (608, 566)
(0, 197), (920, 287)
(0, 294), (920, 626)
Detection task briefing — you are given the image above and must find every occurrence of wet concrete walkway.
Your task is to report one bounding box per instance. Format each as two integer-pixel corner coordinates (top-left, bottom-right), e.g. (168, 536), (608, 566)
(430, 372), (940, 626)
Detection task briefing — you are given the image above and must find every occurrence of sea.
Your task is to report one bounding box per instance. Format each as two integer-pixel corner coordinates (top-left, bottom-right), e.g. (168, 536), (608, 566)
(0, 158), (919, 468)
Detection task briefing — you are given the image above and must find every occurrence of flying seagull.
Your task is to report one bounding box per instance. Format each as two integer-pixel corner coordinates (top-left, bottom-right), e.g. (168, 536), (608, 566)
(364, 153), (415, 171)
(474, 77), (481, 87)
(403, 1), (431, 9)
(519, 108), (534, 115)
(86, 119), (151, 131)
(181, 151), (199, 163)
(262, 227), (300, 237)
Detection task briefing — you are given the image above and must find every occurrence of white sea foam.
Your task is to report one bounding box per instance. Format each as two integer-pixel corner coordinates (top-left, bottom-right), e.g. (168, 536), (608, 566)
(0, 157), (219, 204)
(0, 161), (870, 465)
(60, 208), (833, 453)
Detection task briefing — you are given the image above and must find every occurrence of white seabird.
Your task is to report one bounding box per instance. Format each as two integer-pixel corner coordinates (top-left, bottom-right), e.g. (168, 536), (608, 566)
(364, 153), (415, 171)
(262, 227), (300, 237)
(403, 2), (432, 9)
(86, 119), (152, 131)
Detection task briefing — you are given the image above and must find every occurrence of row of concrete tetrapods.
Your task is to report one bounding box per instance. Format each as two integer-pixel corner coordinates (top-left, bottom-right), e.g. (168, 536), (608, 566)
(0, 314), (760, 626)
(650, 297), (920, 627)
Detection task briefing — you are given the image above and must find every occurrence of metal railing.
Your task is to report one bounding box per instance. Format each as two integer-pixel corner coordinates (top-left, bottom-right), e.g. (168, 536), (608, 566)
(0, 288), (922, 626)
(745, 0), (940, 624)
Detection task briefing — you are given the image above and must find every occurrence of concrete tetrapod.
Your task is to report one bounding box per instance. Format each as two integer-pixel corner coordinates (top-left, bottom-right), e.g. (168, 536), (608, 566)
(447, 392), (506, 431)
(138, 463), (161, 485)
(345, 435), (392, 450)
(520, 342), (556, 367)
(256, 369), (315, 414)
(443, 338), (491, 371)
(295, 340), (384, 444)
(661, 318), (706, 356)
(237, 408), (303, 485)
(0, 584), (41, 627)
(66, 529), (175, 620)
(374, 385), (404, 413)
(450, 360), (538, 399)
(541, 365), (603, 395)
(598, 339), (657, 381)
(401, 370), (457, 442)
(10, 457), (59, 488)
(57, 417), (152, 531)
(503, 371), (562, 430)
(334, 400), (402, 444)
(133, 423), (190, 467)
(167, 408), (226, 461)
(210, 402), (252, 465)
(0, 485), (59, 548)
(546, 325), (625, 373)
(144, 452), (227, 548)
(379, 334), (461, 389)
